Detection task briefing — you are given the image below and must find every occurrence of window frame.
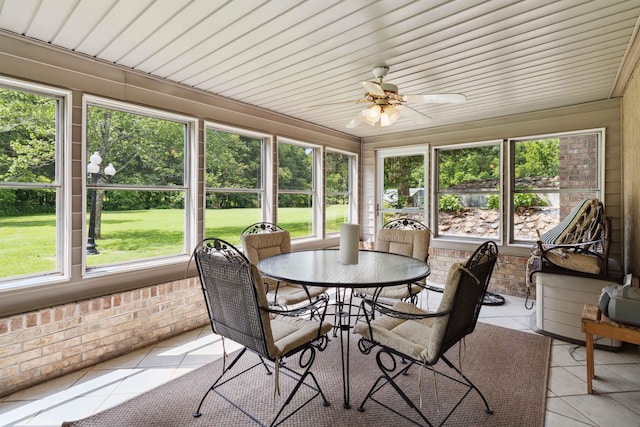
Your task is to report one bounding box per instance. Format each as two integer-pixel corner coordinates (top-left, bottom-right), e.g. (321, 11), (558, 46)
(376, 146), (429, 230)
(432, 140), (503, 243)
(324, 148), (358, 236)
(0, 76), (72, 289)
(276, 136), (322, 239)
(82, 95), (198, 276)
(507, 128), (605, 246)
(203, 121), (273, 236)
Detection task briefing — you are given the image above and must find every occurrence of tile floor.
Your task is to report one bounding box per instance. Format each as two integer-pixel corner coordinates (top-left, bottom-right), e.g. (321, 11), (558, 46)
(1, 293), (639, 426)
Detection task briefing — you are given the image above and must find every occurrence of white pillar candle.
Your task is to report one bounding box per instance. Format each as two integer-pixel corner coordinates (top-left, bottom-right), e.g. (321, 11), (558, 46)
(339, 223), (359, 264)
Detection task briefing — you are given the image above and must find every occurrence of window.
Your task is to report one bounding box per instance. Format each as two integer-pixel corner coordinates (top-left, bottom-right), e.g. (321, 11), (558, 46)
(0, 79), (69, 282)
(431, 130), (603, 244)
(325, 150), (357, 234)
(205, 124), (269, 246)
(377, 148), (427, 225)
(84, 97), (195, 270)
(435, 142), (501, 240)
(510, 130), (603, 243)
(277, 138), (320, 238)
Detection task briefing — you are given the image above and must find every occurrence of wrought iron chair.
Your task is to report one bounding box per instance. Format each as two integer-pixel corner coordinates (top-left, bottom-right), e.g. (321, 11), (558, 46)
(241, 222), (328, 308)
(192, 238), (332, 426)
(354, 241), (499, 426)
(353, 218), (432, 307)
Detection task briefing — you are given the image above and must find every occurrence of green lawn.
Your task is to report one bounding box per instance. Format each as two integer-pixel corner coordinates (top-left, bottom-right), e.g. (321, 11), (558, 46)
(0, 205), (348, 278)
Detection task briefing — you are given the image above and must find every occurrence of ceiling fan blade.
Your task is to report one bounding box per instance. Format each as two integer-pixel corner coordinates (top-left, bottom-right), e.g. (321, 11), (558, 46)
(397, 105), (431, 124)
(403, 93), (466, 104)
(345, 110), (365, 128)
(362, 81), (386, 97)
(303, 99), (367, 110)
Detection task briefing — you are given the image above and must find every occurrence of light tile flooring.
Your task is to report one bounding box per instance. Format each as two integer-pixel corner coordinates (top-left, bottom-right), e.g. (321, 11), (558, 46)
(1, 294), (640, 426)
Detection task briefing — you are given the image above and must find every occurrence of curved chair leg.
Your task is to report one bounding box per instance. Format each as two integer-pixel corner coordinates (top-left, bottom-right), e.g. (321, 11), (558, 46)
(357, 349), (433, 426)
(270, 346), (329, 426)
(193, 347), (248, 417)
(358, 349), (493, 426)
(441, 355), (493, 415)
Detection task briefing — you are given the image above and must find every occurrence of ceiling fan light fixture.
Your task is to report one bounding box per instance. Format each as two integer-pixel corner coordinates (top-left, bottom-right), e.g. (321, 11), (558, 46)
(344, 66), (466, 129)
(364, 104), (381, 125)
(380, 105), (401, 127)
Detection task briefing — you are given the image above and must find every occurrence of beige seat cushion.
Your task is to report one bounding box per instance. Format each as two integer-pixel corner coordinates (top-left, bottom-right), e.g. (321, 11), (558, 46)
(270, 315), (333, 357)
(359, 228), (430, 300)
(545, 250), (601, 274)
(357, 283), (424, 300)
(354, 263), (464, 364)
(268, 284), (328, 306)
(250, 264), (331, 358)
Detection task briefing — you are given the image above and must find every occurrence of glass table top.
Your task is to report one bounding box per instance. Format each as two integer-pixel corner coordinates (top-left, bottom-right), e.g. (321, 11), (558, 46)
(257, 249), (430, 288)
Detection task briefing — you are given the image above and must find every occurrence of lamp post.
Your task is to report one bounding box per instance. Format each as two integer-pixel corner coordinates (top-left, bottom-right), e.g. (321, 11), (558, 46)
(87, 152), (116, 255)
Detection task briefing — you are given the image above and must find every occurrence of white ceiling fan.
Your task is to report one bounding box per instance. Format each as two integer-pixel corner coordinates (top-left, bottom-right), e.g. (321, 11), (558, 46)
(345, 66), (466, 128)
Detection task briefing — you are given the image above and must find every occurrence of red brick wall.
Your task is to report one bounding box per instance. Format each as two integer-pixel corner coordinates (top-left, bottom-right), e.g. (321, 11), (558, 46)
(428, 247), (531, 298)
(0, 277), (207, 398)
(558, 134), (599, 217)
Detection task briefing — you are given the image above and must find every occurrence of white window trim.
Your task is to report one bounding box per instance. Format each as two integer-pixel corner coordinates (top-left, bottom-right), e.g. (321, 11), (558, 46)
(507, 128), (605, 246)
(375, 145), (429, 230)
(204, 121), (273, 225)
(82, 95), (198, 277)
(0, 77), (72, 289)
(325, 148), (359, 236)
(432, 140), (503, 244)
(276, 137), (322, 239)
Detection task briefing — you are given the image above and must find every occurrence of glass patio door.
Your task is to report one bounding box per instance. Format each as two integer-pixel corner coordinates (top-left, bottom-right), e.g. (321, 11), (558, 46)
(376, 147), (428, 227)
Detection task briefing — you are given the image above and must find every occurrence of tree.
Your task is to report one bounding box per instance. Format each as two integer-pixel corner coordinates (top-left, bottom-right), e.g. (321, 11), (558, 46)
(384, 155), (423, 208)
(438, 146), (500, 189)
(0, 87), (57, 215)
(514, 139), (559, 178)
(278, 143), (313, 207)
(205, 130), (261, 208)
(85, 106), (186, 237)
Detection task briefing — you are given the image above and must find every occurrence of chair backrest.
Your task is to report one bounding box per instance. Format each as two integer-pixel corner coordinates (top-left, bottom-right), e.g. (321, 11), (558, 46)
(193, 238), (277, 359)
(241, 229), (291, 291)
(375, 228), (430, 262)
(241, 222), (284, 235)
(539, 198), (603, 245)
(242, 229), (292, 264)
(435, 241), (498, 357)
(382, 218), (429, 231)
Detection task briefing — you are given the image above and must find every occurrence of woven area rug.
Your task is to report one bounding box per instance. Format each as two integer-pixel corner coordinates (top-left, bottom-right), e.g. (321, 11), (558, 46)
(62, 323), (551, 426)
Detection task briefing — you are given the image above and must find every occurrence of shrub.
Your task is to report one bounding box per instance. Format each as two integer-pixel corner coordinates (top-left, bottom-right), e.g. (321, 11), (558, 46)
(514, 193), (547, 209)
(439, 194), (462, 212)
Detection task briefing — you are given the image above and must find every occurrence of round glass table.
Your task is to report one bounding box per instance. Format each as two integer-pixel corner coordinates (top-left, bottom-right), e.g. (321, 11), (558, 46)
(257, 248), (430, 408)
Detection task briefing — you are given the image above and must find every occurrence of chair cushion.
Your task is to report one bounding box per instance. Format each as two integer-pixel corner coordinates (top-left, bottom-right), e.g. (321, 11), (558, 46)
(249, 264), (278, 357)
(270, 315), (332, 357)
(354, 263), (464, 364)
(242, 230), (293, 292)
(545, 250), (601, 274)
(375, 228), (430, 261)
(357, 283), (423, 300)
(268, 284), (328, 306)
(354, 301), (436, 362)
(242, 230), (292, 264)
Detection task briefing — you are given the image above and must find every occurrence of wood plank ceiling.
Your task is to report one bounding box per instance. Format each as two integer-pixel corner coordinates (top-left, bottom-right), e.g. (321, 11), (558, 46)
(0, 0), (639, 138)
